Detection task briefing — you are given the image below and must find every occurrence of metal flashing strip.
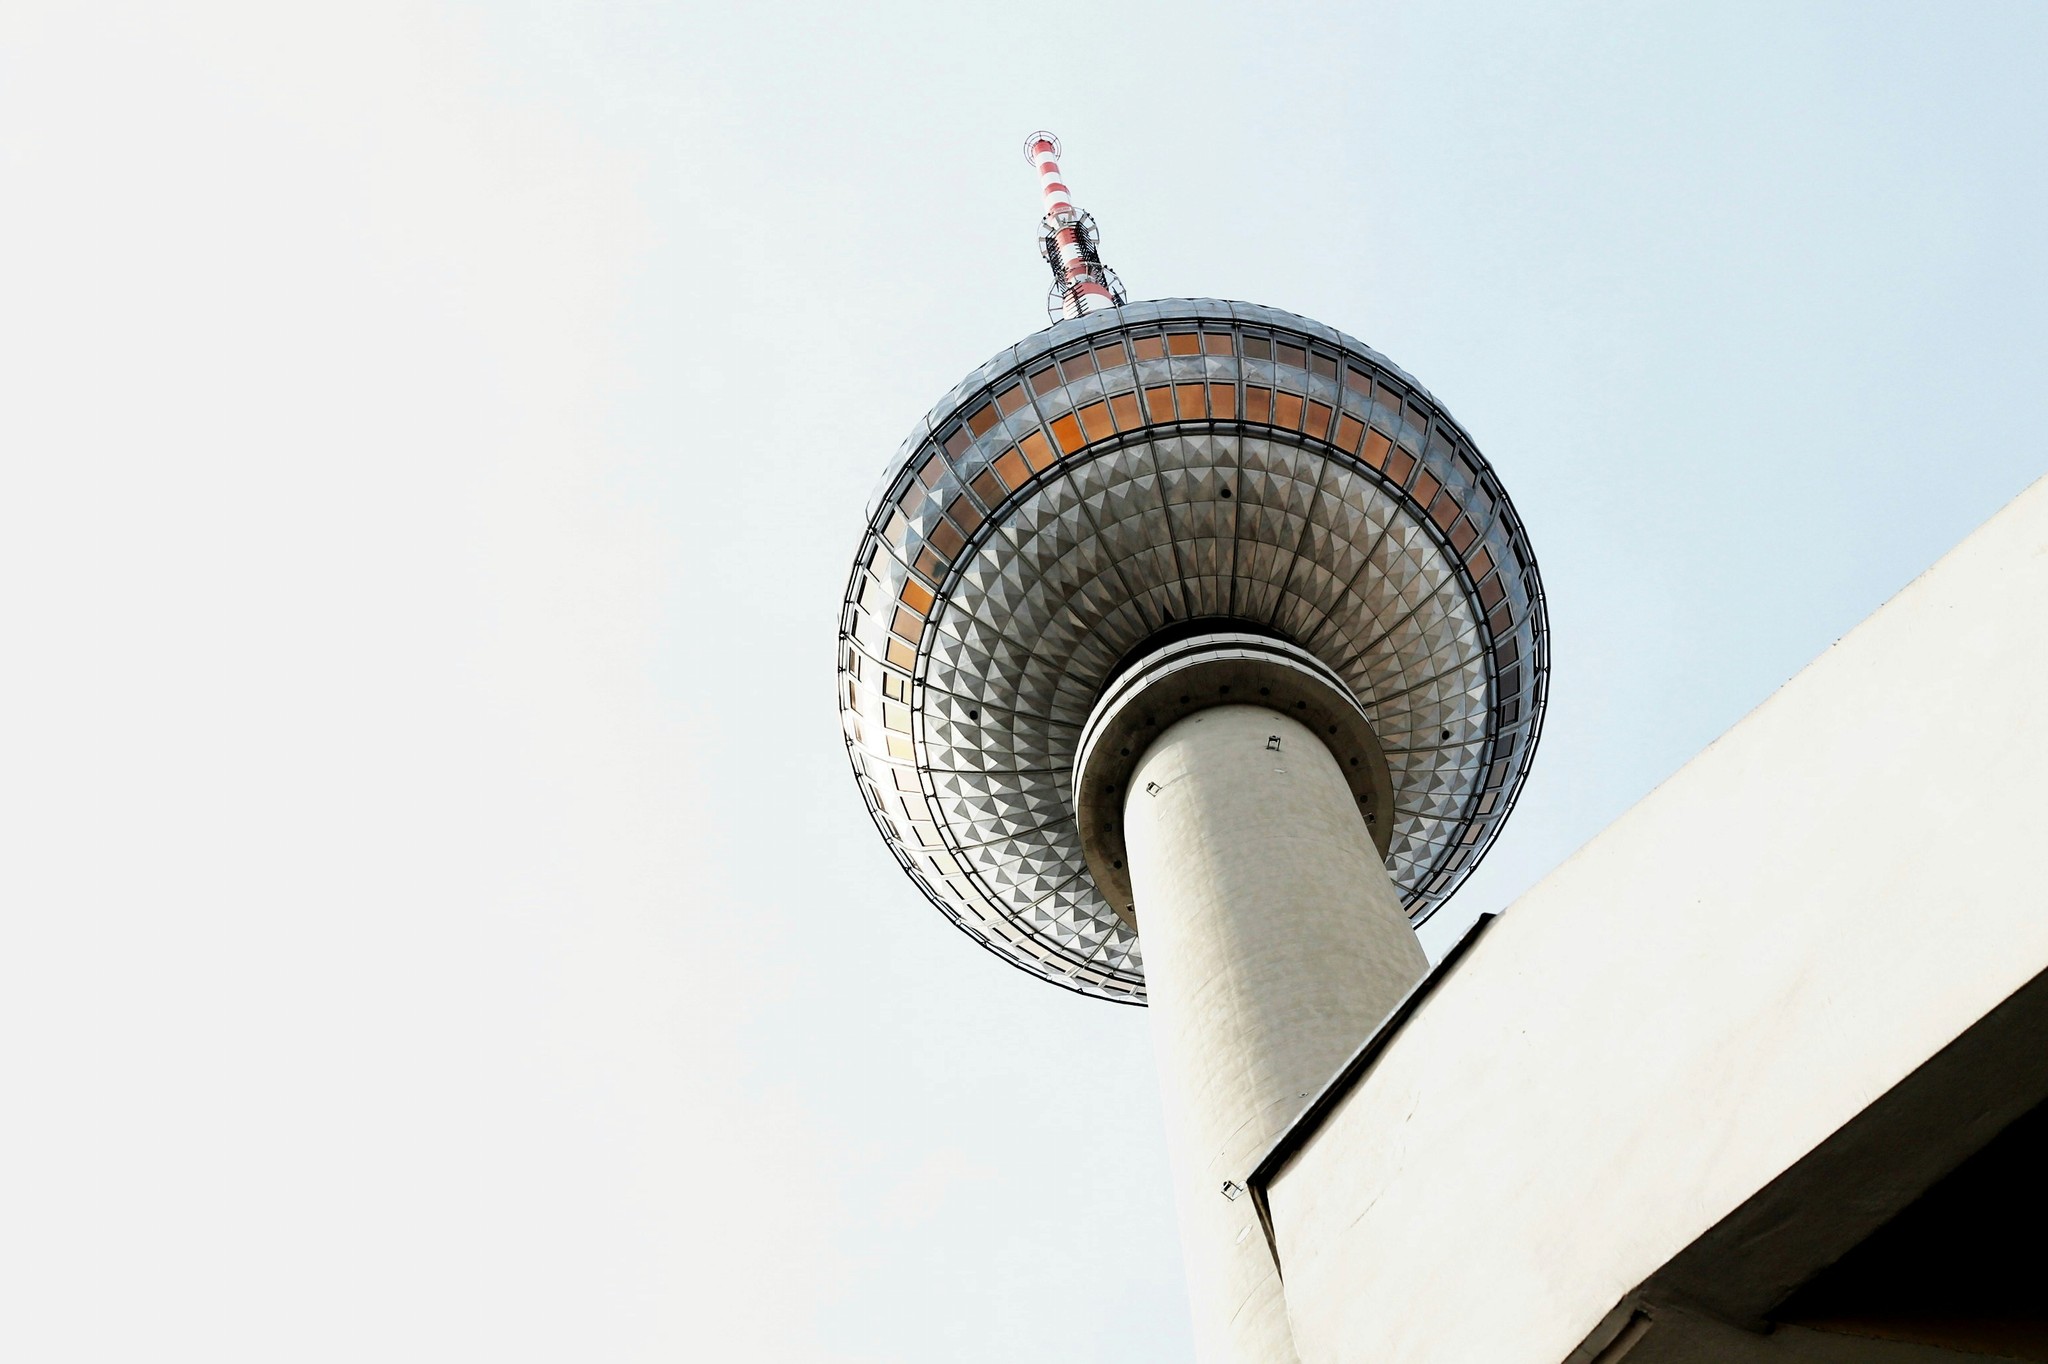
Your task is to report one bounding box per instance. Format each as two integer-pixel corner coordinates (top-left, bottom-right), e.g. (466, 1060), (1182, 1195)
(1244, 911), (1501, 1274)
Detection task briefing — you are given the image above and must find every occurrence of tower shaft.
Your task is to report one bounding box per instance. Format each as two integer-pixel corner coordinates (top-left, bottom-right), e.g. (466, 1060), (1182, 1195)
(1125, 705), (1428, 1364)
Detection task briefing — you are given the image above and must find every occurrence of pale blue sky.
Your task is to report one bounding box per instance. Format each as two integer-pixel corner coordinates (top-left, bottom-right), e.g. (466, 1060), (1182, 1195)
(2, 3), (2043, 1360)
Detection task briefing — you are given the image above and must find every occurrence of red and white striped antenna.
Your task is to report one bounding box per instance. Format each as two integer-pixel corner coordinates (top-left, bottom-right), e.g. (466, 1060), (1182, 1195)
(1024, 131), (1126, 323)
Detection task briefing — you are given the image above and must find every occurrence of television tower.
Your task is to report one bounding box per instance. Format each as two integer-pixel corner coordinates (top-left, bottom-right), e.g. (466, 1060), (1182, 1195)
(837, 135), (1548, 1364)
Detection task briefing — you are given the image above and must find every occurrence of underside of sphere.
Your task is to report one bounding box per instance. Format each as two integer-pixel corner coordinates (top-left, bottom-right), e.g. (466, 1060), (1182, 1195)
(838, 300), (1548, 1002)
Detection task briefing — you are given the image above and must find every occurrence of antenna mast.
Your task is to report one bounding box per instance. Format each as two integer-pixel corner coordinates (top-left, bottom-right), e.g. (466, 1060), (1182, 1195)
(1025, 132), (1126, 323)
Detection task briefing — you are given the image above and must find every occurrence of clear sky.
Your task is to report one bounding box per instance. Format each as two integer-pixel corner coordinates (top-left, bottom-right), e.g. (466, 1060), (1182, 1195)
(2, 2), (2043, 1360)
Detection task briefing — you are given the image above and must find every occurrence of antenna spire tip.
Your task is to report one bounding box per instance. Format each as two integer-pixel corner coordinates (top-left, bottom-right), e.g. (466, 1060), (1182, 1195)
(1022, 130), (1062, 165)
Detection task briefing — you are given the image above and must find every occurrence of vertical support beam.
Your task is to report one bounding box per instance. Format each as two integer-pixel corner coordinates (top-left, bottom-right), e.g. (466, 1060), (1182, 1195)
(1125, 705), (1428, 1364)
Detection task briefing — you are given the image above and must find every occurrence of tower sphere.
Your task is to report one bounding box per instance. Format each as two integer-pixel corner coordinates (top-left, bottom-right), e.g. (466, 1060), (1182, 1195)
(838, 299), (1549, 1003)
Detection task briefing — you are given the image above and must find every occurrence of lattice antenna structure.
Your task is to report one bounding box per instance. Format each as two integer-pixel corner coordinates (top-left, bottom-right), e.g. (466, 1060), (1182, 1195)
(1026, 131), (1127, 324)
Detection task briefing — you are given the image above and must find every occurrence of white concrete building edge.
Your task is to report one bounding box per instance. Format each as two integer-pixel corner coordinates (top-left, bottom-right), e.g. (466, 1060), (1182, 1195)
(1263, 476), (2048, 1363)
(1124, 705), (1427, 1364)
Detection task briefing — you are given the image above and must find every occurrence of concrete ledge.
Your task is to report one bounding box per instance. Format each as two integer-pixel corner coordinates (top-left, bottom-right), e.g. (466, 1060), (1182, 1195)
(1261, 476), (2048, 1364)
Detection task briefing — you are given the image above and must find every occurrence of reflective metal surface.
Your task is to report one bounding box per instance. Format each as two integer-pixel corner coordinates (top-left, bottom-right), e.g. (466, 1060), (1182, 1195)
(839, 300), (1548, 1003)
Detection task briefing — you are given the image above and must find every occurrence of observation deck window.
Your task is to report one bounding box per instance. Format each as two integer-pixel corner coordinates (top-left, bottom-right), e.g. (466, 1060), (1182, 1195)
(1018, 431), (1055, 471)
(946, 494), (984, 534)
(994, 448), (1031, 490)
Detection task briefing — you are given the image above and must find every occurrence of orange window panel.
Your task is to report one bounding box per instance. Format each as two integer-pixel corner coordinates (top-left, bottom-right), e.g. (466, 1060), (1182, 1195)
(1166, 332), (1201, 356)
(913, 546), (944, 579)
(966, 404), (998, 436)
(885, 637), (917, 670)
(918, 454), (945, 485)
(1245, 387), (1274, 424)
(1076, 401), (1112, 442)
(1207, 383), (1237, 419)
(1173, 383), (1207, 417)
(1143, 386), (1175, 423)
(1018, 430), (1056, 471)
(994, 448), (1031, 490)
(1277, 343), (1308, 368)
(943, 428), (969, 458)
(947, 494), (984, 533)
(1335, 414), (1366, 452)
(1429, 490), (1460, 531)
(1133, 335), (1166, 361)
(897, 483), (925, 517)
(1467, 546), (1494, 581)
(1202, 331), (1233, 355)
(969, 469), (1003, 508)
(1306, 401), (1334, 438)
(1362, 429), (1392, 469)
(1050, 412), (1085, 454)
(1386, 448), (1417, 485)
(1344, 365), (1373, 396)
(1093, 340), (1129, 368)
(928, 519), (965, 559)
(1275, 393), (1305, 429)
(1029, 366), (1059, 395)
(891, 607), (925, 643)
(1108, 392), (1142, 429)
(899, 577), (934, 613)
(994, 384), (1027, 416)
(1449, 518), (1478, 554)
(1413, 469), (1442, 507)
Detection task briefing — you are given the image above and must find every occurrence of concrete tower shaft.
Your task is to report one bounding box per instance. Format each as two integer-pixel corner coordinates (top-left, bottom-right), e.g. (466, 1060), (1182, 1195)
(1075, 636), (1431, 1364)
(1130, 705), (1427, 1364)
